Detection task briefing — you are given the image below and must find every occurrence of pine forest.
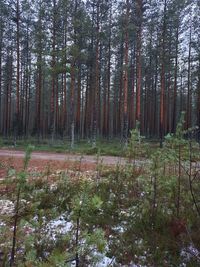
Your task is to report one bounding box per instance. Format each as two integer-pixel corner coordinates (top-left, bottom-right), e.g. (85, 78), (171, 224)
(0, 0), (199, 144)
(0, 0), (200, 266)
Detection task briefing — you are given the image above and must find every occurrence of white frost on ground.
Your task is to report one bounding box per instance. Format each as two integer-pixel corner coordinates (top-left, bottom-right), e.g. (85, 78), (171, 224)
(0, 199), (14, 215)
(95, 255), (114, 266)
(131, 264), (146, 267)
(112, 225), (125, 233)
(46, 213), (72, 239)
(94, 254), (146, 267)
(181, 244), (200, 263)
(47, 216), (116, 266)
(0, 220), (6, 227)
(70, 260), (76, 266)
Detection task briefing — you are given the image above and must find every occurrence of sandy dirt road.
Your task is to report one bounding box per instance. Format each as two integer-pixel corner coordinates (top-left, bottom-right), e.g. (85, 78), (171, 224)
(0, 149), (146, 179)
(0, 149), (127, 165)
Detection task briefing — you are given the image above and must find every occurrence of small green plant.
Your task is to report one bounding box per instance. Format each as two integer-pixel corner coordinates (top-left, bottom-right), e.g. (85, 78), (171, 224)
(1, 136), (200, 266)
(10, 145), (34, 266)
(126, 121), (145, 162)
(68, 184), (106, 266)
(164, 112), (188, 217)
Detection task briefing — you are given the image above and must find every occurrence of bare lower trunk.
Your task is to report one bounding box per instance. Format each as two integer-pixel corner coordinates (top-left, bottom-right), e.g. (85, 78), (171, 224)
(123, 0), (130, 145)
(10, 187), (21, 267)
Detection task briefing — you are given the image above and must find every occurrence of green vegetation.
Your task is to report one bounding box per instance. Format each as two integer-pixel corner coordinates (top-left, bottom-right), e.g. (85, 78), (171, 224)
(0, 136), (162, 159)
(0, 138), (126, 157)
(0, 118), (200, 266)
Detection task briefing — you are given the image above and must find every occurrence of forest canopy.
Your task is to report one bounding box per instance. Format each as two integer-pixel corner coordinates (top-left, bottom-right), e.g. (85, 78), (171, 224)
(0, 0), (199, 144)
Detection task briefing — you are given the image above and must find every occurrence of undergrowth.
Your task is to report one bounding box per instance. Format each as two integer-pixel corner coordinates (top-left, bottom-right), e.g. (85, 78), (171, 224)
(0, 118), (200, 266)
(0, 138), (124, 157)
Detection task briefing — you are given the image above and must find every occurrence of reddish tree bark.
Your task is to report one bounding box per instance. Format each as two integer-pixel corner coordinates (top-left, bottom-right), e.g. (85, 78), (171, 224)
(129, 44), (135, 130)
(70, 61), (75, 148)
(123, 0), (130, 143)
(13, 0), (20, 140)
(4, 49), (13, 137)
(159, 0), (167, 147)
(135, 0), (143, 124)
(172, 25), (179, 133)
(92, 0), (100, 144)
(197, 63), (200, 134)
(186, 25), (192, 129)
(76, 66), (81, 137)
(50, 0), (57, 140)
(0, 33), (2, 134)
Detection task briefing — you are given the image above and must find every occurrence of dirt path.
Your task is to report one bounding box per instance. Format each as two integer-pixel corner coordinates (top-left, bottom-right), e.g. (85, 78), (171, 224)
(0, 149), (146, 180)
(0, 149), (126, 165)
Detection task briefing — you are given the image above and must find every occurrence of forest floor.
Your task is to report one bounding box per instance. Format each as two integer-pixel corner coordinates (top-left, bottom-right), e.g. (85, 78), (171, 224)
(0, 147), (200, 266)
(0, 149), (126, 165)
(0, 149), (140, 179)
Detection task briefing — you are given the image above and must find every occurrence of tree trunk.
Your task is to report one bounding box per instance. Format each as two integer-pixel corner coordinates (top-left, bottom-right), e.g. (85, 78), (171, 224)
(0, 36), (2, 134)
(70, 61), (75, 148)
(129, 44), (135, 130)
(186, 25), (192, 129)
(36, 59), (42, 141)
(14, 0), (20, 141)
(135, 0), (143, 125)
(76, 66), (81, 137)
(84, 71), (89, 138)
(196, 60), (200, 140)
(159, 0), (167, 148)
(107, 16), (111, 138)
(50, 0), (56, 141)
(172, 25), (179, 133)
(93, 0), (100, 146)
(123, 0), (130, 144)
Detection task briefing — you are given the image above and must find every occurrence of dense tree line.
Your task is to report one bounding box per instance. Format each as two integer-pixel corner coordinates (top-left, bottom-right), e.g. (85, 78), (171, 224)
(0, 0), (199, 145)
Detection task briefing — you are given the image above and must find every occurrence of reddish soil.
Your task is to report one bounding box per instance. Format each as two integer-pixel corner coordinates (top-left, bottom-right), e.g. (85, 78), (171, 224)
(0, 149), (125, 164)
(0, 155), (98, 179)
(0, 149), (127, 180)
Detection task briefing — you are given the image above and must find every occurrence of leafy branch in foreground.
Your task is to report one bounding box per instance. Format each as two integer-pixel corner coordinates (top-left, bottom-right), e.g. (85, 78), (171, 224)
(10, 145), (34, 267)
(126, 121), (146, 163)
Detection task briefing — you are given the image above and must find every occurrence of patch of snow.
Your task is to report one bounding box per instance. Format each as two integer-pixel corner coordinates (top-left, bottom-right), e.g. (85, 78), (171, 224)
(181, 244), (200, 262)
(112, 225), (125, 233)
(49, 183), (57, 190)
(96, 255), (147, 267)
(91, 247), (115, 267)
(0, 220), (6, 227)
(140, 192), (145, 197)
(129, 264), (147, 267)
(95, 254), (114, 266)
(47, 213), (72, 239)
(71, 260), (76, 266)
(0, 200), (14, 215)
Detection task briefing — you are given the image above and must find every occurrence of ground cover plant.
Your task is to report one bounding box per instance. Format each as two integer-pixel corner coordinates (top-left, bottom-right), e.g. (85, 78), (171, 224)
(0, 120), (200, 266)
(0, 137), (125, 157)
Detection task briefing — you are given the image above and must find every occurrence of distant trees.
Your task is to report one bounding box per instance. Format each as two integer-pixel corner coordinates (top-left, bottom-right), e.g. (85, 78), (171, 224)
(123, 0), (130, 144)
(0, 0), (199, 142)
(0, 0), (5, 135)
